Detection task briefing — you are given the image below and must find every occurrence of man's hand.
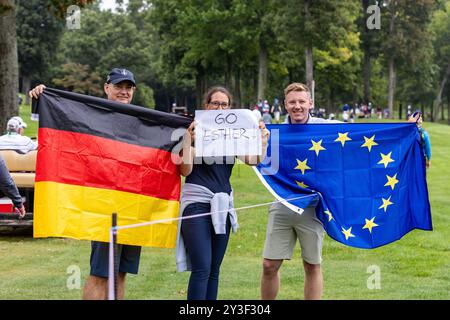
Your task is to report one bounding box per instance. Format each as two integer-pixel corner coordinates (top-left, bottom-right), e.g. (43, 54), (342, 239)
(15, 205), (26, 219)
(29, 84), (46, 99)
(408, 112), (420, 123)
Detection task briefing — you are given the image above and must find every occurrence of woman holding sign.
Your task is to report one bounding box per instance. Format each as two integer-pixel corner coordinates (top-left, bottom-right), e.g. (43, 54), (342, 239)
(176, 86), (270, 300)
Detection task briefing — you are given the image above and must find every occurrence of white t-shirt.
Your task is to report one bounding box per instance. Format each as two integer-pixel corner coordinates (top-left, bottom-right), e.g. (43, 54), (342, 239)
(284, 114), (341, 124)
(0, 133), (38, 154)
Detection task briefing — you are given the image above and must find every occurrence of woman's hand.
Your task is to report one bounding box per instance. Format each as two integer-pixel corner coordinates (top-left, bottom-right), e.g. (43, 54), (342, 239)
(185, 121), (195, 147)
(179, 121), (196, 177)
(259, 121), (270, 147)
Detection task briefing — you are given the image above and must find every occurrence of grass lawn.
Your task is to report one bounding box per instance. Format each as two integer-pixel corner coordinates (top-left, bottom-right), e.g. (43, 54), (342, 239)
(0, 100), (448, 300)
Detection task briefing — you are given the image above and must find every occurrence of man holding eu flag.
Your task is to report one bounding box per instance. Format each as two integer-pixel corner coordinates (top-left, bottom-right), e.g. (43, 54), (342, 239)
(259, 83), (430, 300)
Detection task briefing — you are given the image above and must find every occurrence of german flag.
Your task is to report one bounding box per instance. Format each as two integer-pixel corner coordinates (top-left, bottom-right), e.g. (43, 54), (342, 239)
(32, 88), (192, 248)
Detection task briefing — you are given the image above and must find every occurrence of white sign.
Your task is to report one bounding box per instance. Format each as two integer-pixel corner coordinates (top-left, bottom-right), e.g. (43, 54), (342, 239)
(195, 109), (261, 157)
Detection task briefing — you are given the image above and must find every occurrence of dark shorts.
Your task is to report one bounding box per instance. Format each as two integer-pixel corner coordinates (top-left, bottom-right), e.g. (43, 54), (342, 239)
(89, 241), (142, 278)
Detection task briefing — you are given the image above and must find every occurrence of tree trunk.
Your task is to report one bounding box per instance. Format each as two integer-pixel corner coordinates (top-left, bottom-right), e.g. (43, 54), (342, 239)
(0, 0), (19, 129)
(257, 37), (268, 101)
(253, 70), (258, 103)
(429, 101), (434, 122)
(330, 86), (336, 115)
(433, 63), (450, 121)
(387, 7), (396, 118)
(305, 46), (313, 92)
(195, 64), (204, 109)
(304, 0), (313, 90)
(362, 0), (371, 105)
(23, 75), (31, 105)
(225, 54), (233, 91)
(448, 90), (450, 125)
(363, 50), (371, 105)
(387, 57), (396, 118)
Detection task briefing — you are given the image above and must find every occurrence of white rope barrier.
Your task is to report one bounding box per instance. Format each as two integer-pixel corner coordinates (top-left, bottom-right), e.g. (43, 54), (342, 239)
(115, 194), (313, 231)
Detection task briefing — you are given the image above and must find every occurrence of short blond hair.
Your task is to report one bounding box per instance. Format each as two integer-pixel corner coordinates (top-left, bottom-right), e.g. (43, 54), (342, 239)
(284, 82), (310, 98)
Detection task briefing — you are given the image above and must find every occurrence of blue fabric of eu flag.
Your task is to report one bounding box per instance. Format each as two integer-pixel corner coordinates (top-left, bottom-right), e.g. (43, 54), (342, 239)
(255, 122), (432, 249)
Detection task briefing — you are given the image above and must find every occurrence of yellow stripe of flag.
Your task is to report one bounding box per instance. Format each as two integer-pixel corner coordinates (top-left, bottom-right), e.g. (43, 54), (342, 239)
(33, 181), (180, 248)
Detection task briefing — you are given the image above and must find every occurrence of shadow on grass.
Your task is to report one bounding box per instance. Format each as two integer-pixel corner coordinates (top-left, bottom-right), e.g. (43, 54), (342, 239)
(0, 226), (34, 241)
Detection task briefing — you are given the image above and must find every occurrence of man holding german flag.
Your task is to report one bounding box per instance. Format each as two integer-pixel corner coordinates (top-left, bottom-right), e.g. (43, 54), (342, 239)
(29, 68), (192, 300)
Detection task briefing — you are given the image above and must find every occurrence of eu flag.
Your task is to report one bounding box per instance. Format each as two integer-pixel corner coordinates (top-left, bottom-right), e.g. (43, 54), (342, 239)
(255, 122), (432, 249)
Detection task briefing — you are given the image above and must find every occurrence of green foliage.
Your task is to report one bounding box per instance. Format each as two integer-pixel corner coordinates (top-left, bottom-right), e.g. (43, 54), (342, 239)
(430, 1), (450, 76)
(55, 6), (156, 100)
(134, 84), (155, 109)
(16, 0), (64, 83)
(46, 0), (97, 18)
(13, 0), (450, 117)
(52, 63), (103, 96)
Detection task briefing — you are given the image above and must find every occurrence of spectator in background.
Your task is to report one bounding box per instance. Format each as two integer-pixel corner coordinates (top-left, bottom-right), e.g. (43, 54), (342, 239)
(252, 104), (262, 122)
(368, 102), (373, 118)
(260, 99), (272, 124)
(0, 117), (37, 154)
(262, 100), (270, 114)
(342, 103), (350, 122)
(262, 110), (273, 124)
(257, 99), (263, 111)
(376, 107), (382, 119)
(407, 105), (412, 118)
(271, 97), (281, 124)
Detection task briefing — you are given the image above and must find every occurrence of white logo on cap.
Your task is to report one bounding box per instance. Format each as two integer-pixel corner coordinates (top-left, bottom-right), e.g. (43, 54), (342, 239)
(121, 69), (127, 75)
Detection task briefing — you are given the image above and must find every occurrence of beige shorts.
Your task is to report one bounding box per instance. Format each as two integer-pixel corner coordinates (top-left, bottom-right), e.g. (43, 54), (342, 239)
(263, 202), (325, 265)
(274, 111), (280, 122)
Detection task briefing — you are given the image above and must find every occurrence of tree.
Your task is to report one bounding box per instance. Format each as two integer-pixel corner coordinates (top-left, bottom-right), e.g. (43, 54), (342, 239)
(430, 1), (450, 121)
(275, 0), (360, 109)
(360, 0), (384, 105)
(0, 0), (19, 130)
(55, 5), (156, 107)
(150, 0), (265, 108)
(52, 63), (103, 96)
(0, 0), (94, 130)
(381, 0), (436, 116)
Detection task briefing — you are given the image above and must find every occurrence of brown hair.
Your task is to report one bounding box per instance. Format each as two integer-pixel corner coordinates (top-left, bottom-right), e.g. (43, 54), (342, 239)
(203, 86), (233, 108)
(284, 82), (310, 98)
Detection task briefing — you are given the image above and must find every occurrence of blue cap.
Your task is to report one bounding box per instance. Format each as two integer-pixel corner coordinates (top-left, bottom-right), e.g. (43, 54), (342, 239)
(106, 68), (136, 86)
